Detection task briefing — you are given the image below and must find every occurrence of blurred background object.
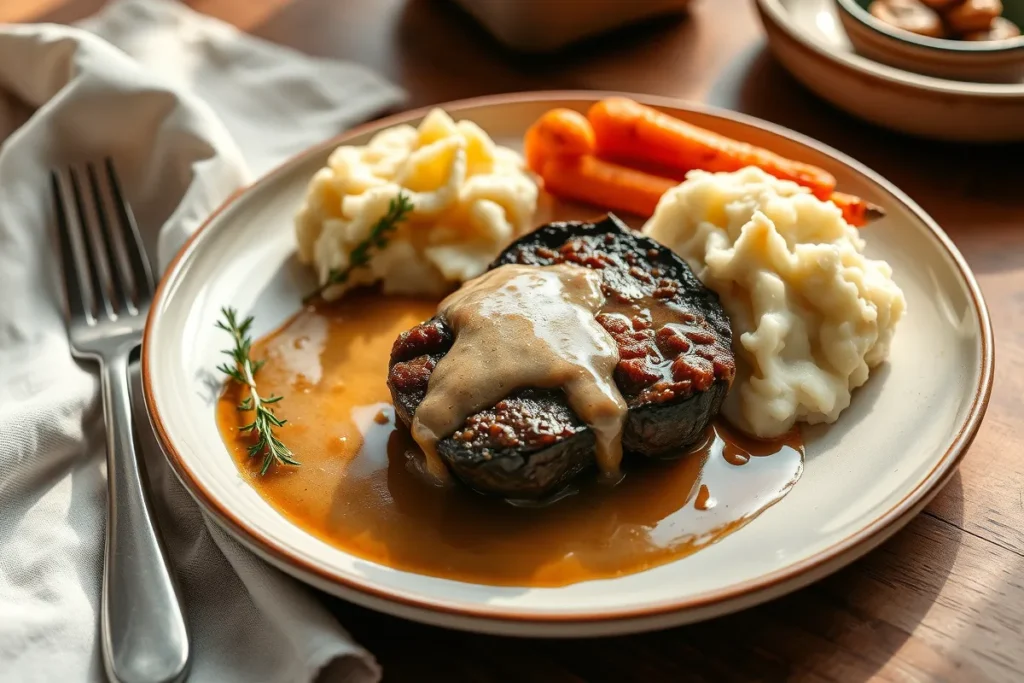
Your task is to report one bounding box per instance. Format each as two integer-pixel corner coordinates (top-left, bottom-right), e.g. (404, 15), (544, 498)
(755, 0), (1024, 141)
(834, 0), (1024, 83)
(449, 0), (693, 52)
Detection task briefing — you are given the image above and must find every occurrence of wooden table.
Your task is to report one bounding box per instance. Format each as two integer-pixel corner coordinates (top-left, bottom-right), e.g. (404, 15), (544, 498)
(8, 0), (1023, 680)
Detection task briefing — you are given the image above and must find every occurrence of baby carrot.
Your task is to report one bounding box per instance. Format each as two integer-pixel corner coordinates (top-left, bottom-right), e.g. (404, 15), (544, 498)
(540, 154), (676, 218)
(588, 97), (837, 200)
(523, 124), (549, 175)
(830, 191), (885, 227)
(523, 108), (595, 174)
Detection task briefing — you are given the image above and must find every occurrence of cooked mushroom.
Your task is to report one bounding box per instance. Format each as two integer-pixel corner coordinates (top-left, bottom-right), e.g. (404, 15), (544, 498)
(869, 0), (946, 38)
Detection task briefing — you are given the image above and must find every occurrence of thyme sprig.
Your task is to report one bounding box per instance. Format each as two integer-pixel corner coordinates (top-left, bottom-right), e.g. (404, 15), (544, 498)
(216, 307), (299, 475)
(303, 192), (415, 304)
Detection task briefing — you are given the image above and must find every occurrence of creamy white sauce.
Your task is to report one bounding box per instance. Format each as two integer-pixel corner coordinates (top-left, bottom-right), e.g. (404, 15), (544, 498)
(411, 264), (627, 480)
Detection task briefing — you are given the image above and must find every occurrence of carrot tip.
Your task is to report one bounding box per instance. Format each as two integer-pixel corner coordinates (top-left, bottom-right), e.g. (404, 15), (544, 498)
(864, 204), (886, 222)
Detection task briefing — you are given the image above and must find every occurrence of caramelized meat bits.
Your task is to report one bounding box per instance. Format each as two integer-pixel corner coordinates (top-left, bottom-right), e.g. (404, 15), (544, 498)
(388, 215), (736, 498)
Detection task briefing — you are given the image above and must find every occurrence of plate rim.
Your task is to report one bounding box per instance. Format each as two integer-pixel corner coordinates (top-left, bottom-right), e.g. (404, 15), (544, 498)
(142, 90), (995, 625)
(756, 0), (1024, 98)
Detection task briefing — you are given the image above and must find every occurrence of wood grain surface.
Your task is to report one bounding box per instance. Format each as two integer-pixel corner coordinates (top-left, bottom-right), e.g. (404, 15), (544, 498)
(6, 0), (1023, 681)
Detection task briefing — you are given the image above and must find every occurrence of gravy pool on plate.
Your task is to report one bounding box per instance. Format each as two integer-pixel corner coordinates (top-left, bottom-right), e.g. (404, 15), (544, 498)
(215, 292), (803, 587)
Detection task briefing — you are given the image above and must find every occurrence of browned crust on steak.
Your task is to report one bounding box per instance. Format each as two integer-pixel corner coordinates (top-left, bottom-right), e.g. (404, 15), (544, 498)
(388, 214), (735, 498)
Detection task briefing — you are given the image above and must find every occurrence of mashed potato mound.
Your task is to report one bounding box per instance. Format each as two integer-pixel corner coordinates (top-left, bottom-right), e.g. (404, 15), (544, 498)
(295, 109), (538, 300)
(643, 167), (906, 438)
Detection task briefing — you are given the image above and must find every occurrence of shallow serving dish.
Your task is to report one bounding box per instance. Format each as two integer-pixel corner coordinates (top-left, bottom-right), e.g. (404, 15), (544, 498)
(756, 0), (1024, 141)
(834, 0), (1024, 82)
(142, 92), (993, 637)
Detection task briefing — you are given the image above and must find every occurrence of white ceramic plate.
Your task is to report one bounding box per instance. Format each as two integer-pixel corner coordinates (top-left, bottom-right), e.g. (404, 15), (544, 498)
(143, 92), (993, 637)
(755, 0), (1024, 141)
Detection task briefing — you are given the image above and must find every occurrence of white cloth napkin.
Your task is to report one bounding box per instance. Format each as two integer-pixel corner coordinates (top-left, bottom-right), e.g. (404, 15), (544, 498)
(0, 1), (406, 681)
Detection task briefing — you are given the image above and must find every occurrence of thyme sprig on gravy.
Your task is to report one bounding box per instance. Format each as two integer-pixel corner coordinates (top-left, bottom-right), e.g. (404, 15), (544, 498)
(216, 307), (300, 475)
(303, 192), (415, 304)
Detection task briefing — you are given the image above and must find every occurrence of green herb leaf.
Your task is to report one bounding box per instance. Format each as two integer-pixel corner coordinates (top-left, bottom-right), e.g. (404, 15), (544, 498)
(302, 191), (415, 304)
(216, 307), (299, 475)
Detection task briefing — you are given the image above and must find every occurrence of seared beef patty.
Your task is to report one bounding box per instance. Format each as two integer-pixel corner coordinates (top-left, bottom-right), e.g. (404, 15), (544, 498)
(388, 215), (735, 498)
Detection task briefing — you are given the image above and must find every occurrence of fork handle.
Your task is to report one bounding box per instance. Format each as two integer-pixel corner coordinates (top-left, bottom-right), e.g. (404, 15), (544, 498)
(100, 350), (190, 683)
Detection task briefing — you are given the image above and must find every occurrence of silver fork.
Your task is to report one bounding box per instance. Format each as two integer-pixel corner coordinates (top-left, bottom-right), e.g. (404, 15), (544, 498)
(53, 160), (190, 683)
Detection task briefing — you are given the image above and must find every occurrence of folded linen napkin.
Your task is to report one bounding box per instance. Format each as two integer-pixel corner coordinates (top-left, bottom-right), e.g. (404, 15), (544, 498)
(0, 1), (405, 680)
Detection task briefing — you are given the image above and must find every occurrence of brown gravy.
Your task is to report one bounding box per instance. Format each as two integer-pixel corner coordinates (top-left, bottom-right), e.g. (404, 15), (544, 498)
(215, 293), (803, 587)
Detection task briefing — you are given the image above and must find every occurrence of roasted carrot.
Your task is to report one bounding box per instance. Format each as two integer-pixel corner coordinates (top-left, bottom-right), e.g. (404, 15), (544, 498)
(523, 102), (881, 226)
(588, 97), (837, 200)
(523, 124), (549, 175)
(523, 108), (595, 174)
(830, 191), (885, 228)
(540, 154), (676, 218)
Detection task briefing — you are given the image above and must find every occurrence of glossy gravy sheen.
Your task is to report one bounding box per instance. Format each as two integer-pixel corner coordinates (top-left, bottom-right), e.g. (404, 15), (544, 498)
(215, 293), (804, 587)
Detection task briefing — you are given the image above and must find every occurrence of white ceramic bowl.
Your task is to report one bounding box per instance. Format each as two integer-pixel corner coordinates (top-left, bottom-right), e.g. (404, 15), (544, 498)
(142, 92), (993, 636)
(450, 0), (692, 52)
(835, 0), (1024, 83)
(756, 0), (1024, 141)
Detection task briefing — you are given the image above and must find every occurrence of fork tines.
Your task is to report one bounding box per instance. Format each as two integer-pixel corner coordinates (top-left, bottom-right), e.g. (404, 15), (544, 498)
(52, 160), (154, 324)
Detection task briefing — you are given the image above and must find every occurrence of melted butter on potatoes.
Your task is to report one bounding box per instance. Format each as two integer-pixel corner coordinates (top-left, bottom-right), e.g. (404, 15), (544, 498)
(295, 109), (537, 300)
(644, 167), (906, 438)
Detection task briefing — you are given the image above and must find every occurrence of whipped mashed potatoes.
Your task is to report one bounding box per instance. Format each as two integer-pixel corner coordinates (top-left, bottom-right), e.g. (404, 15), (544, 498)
(644, 167), (906, 438)
(295, 109), (537, 300)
